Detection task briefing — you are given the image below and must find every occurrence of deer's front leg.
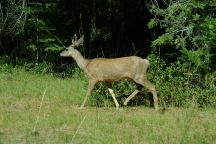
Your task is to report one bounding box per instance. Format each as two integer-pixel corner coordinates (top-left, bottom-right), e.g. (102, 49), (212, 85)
(108, 88), (119, 108)
(80, 80), (97, 108)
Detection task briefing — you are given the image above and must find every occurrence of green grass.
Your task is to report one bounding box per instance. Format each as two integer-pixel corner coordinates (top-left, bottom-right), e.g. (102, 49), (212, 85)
(0, 68), (216, 144)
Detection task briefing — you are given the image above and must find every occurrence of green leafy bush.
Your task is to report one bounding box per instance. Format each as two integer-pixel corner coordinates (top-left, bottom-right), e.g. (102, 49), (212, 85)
(147, 53), (216, 108)
(147, 0), (215, 72)
(89, 53), (216, 108)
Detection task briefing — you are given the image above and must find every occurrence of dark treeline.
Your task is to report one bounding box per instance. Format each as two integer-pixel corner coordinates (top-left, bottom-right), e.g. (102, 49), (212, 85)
(0, 0), (215, 72)
(0, 0), (216, 107)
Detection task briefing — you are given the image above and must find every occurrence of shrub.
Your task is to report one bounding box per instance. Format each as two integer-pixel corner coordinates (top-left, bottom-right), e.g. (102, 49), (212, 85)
(89, 53), (216, 108)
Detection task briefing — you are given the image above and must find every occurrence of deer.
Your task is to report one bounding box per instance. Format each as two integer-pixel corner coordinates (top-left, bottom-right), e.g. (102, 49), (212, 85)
(60, 35), (159, 110)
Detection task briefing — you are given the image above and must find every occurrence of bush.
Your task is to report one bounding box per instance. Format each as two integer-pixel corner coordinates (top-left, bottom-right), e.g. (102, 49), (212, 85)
(147, 53), (216, 108)
(1, 54), (215, 108)
(89, 53), (216, 108)
(147, 0), (215, 72)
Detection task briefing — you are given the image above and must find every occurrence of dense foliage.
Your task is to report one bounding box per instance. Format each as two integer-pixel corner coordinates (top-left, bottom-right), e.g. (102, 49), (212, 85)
(148, 0), (216, 72)
(0, 0), (27, 37)
(0, 0), (215, 108)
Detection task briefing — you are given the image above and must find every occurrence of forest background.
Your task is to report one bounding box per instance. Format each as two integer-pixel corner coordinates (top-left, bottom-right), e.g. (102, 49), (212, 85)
(0, 0), (216, 107)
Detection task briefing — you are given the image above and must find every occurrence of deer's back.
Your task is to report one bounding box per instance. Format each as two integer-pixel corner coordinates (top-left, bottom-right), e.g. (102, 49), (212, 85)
(85, 56), (149, 81)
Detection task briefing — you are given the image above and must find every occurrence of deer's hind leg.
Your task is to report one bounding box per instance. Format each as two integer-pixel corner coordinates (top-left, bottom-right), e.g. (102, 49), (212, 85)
(123, 89), (139, 106)
(134, 78), (159, 110)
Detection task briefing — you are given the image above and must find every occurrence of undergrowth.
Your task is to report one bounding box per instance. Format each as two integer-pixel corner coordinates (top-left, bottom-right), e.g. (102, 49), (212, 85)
(0, 54), (215, 108)
(148, 54), (216, 108)
(88, 54), (216, 108)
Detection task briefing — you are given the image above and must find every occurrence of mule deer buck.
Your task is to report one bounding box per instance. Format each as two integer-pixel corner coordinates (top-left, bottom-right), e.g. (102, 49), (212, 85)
(60, 35), (159, 109)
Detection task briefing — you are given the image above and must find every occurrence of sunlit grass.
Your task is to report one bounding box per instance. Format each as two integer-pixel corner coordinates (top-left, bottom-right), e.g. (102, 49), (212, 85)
(0, 68), (216, 143)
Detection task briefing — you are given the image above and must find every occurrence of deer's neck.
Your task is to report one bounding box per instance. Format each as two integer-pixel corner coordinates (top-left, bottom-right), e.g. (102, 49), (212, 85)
(71, 49), (88, 70)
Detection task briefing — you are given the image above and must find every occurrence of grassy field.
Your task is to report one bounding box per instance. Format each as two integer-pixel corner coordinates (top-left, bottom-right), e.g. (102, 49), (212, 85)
(0, 68), (216, 144)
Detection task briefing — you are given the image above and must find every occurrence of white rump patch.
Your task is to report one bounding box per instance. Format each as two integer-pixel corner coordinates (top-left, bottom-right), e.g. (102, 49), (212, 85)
(144, 59), (149, 65)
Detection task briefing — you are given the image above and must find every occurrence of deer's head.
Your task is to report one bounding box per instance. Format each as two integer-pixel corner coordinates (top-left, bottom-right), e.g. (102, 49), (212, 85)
(60, 34), (84, 57)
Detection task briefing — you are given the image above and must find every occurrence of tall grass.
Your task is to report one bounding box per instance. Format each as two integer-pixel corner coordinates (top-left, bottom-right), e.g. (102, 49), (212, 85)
(0, 67), (216, 143)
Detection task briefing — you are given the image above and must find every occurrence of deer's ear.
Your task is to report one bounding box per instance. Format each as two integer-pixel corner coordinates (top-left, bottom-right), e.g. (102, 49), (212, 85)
(72, 34), (78, 44)
(66, 44), (74, 50)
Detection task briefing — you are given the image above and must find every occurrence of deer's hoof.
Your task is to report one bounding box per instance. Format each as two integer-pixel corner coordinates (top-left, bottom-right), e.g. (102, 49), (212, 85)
(79, 106), (85, 109)
(123, 102), (128, 106)
(154, 106), (159, 111)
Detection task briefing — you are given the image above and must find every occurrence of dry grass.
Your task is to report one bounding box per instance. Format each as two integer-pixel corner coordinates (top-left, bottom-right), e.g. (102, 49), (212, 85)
(0, 69), (216, 144)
